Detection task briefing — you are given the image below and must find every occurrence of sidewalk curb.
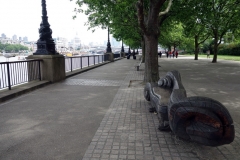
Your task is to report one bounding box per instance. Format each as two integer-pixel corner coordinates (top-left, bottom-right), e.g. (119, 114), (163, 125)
(0, 80), (50, 103)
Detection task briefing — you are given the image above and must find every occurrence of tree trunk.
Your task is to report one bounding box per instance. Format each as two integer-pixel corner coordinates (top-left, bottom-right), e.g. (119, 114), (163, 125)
(212, 32), (218, 63)
(168, 45), (171, 52)
(194, 35), (199, 60)
(141, 36), (145, 63)
(144, 34), (159, 82)
(137, 0), (171, 83)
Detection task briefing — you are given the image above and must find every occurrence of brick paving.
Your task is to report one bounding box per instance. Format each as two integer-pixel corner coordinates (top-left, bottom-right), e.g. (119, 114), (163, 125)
(82, 59), (240, 160)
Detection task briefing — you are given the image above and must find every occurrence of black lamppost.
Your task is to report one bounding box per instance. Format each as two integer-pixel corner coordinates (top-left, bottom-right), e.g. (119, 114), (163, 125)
(121, 39), (124, 53)
(127, 47), (131, 59)
(34, 0), (57, 55)
(106, 27), (112, 53)
(128, 47), (131, 55)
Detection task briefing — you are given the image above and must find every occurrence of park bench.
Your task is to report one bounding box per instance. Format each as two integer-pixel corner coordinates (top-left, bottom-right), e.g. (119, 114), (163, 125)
(144, 70), (235, 146)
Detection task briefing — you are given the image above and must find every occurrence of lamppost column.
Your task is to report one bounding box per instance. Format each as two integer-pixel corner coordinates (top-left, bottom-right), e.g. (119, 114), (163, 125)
(121, 39), (125, 58)
(121, 39), (124, 53)
(34, 0), (57, 55)
(127, 47), (131, 59)
(27, 0), (65, 83)
(106, 27), (112, 53)
(128, 47), (131, 55)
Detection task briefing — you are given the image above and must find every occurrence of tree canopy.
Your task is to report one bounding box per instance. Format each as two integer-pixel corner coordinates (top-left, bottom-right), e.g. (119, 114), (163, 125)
(0, 43), (28, 53)
(71, 0), (240, 82)
(178, 0), (240, 62)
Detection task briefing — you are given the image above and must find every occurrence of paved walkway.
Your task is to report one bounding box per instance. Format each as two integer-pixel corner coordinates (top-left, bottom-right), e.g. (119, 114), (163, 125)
(0, 56), (240, 160)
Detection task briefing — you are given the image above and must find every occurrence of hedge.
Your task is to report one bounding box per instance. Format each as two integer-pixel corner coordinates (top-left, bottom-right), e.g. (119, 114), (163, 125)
(218, 43), (240, 55)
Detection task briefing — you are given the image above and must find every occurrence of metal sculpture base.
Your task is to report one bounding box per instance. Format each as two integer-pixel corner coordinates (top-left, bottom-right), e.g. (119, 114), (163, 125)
(144, 70), (235, 146)
(34, 40), (58, 55)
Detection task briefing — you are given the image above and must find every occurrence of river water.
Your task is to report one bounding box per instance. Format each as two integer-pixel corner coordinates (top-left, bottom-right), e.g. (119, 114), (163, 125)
(0, 56), (20, 62)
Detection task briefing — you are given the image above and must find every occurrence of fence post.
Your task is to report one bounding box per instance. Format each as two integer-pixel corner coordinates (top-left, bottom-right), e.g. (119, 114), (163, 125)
(38, 60), (41, 80)
(71, 57), (73, 72)
(88, 56), (89, 67)
(6, 62), (11, 90)
(81, 57), (82, 69)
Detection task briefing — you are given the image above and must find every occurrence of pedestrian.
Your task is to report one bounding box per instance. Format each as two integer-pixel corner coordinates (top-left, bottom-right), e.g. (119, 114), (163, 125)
(169, 50), (172, 58)
(159, 51), (162, 58)
(176, 50), (178, 58)
(207, 50), (210, 58)
(166, 51), (169, 58)
(172, 50), (175, 58)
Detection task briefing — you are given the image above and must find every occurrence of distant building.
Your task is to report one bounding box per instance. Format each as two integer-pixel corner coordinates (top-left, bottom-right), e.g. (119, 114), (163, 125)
(23, 36), (28, 42)
(12, 34), (17, 41)
(19, 37), (22, 41)
(24, 41), (37, 52)
(55, 37), (68, 53)
(71, 33), (81, 50)
(0, 38), (12, 44)
(1, 33), (6, 39)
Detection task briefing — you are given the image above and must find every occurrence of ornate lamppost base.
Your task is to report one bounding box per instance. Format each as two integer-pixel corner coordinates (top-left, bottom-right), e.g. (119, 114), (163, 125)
(34, 0), (58, 55)
(34, 40), (58, 55)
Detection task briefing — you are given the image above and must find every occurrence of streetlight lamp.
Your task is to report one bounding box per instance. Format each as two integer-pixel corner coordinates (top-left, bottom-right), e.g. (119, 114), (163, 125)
(127, 47), (131, 59)
(128, 47), (131, 55)
(106, 27), (112, 53)
(27, 0), (65, 83)
(121, 39), (124, 53)
(34, 0), (58, 55)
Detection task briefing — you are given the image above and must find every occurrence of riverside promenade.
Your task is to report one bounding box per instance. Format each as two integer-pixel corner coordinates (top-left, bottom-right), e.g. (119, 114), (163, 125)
(0, 56), (240, 160)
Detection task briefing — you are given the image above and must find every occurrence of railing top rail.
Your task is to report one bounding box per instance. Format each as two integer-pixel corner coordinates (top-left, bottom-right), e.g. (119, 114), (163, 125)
(0, 59), (43, 64)
(65, 55), (103, 58)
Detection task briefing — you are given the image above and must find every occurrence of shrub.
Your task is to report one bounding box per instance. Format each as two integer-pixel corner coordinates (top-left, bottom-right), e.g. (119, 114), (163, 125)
(218, 43), (240, 55)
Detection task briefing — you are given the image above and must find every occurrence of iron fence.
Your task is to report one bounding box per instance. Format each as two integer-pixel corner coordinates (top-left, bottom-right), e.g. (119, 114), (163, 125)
(65, 54), (107, 72)
(114, 53), (121, 59)
(0, 59), (42, 90)
(0, 54), (120, 90)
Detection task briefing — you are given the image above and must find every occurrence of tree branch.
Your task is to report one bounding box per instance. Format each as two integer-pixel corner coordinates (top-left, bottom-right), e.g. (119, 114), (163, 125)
(159, 0), (173, 17)
(136, 0), (147, 34)
(199, 34), (210, 45)
(158, 13), (169, 26)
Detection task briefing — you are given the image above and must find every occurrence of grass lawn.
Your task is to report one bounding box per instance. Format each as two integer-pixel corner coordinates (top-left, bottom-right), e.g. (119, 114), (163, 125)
(182, 54), (240, 61)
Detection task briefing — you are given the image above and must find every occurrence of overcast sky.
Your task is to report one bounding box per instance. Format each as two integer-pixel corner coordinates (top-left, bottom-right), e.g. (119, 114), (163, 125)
(0, 0), (107, 44)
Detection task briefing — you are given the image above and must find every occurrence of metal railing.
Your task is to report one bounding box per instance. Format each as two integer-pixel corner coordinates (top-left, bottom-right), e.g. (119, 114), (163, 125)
(0, 54), (121, 90)
(0, 59), (42, 90)
(114, 53), (121, 59)
(65, 54), (108, 72)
